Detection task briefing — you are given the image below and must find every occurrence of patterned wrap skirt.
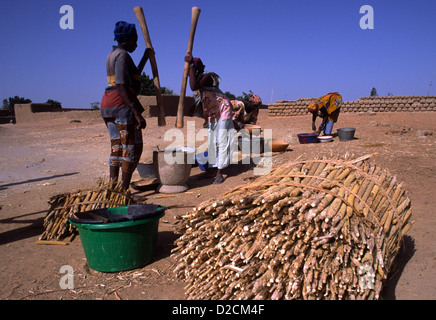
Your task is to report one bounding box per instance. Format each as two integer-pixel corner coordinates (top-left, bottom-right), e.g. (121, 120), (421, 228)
(105, 116), (143, 174)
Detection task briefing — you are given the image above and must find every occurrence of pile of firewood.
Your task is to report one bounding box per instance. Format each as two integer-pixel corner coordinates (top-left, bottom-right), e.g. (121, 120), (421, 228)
(172, 153), (413, 300)
(39, 180), (134, 242)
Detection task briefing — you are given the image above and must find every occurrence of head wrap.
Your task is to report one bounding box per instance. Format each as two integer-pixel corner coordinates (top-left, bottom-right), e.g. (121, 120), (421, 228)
(114, 21), (137, 42)
(308, 102), (319, 113)
(249, 92), (262, 106)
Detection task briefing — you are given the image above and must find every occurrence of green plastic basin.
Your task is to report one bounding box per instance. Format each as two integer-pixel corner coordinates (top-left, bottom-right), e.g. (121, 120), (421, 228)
(69, 205), (165, 272)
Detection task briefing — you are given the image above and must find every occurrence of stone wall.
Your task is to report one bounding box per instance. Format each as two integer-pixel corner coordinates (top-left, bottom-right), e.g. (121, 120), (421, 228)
(268, 95), (436, 117)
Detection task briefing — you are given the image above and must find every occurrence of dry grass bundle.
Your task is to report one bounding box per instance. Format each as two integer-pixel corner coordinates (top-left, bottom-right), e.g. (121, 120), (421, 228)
(172, 153), (413, 300)
(39, 180), (135, 242)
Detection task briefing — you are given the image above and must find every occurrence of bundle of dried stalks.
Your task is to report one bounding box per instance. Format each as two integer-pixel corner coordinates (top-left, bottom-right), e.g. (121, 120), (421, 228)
(39, 180), (135, 242)
(172, 153), (413, 300)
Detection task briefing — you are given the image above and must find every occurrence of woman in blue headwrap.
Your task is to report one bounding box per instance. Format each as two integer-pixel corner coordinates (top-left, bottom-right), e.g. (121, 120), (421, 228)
(101, 21), (153, 190)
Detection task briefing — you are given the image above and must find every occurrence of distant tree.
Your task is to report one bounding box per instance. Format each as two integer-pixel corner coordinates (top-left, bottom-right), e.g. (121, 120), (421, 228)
(370, 87), (378, 97)
(224, 90), (254, 102)
(387, 92), (394, 96)
(46, 99), (62, 109)
(2, 96), (32, 110)
(140, 73), (173, 96)
(90, 102), (100, 110)
(224, 91), (236, 100)
(240, 91), (253, 101)
(140, 73), (155, 95)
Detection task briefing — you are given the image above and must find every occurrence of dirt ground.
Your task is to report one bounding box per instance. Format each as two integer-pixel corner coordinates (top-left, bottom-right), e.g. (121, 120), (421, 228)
(0, 108), (435, 300)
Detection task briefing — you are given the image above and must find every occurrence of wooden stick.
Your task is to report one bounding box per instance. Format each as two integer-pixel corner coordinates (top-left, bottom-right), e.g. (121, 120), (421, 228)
(134, 6), (166, 126)
(176, 7), (201, 128)
(35, 240), (68, 246)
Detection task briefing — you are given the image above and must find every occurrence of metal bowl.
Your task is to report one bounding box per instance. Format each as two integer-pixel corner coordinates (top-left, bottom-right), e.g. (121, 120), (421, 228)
(136, 162), (156, 179)
(318, 135), (333, 143)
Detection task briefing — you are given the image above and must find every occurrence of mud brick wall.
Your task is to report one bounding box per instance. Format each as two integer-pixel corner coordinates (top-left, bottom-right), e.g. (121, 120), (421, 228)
(12, 94), (195, 124)
(14, 103), (100, 124)
(0, 109), (15, 124)
(138, 94), (195, 118)
(14, 103), (62, 123)
(268, 95), (436, 117)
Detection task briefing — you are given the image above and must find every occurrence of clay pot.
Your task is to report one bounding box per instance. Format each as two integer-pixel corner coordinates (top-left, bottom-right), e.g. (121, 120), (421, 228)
(268, 138), (289, 151)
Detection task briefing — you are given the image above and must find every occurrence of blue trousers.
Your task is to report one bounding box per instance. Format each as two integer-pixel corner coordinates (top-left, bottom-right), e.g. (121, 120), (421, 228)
(321, 120), (334, 135)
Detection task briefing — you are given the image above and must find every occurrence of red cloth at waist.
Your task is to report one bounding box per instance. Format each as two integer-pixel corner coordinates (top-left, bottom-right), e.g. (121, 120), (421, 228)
(101, 89), (126, 109)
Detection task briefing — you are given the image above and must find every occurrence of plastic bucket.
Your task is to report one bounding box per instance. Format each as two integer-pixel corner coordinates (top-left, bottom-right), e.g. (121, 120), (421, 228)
(69, 205), (165, 272)
(194, 151), (209, 171)
(297, 133), (318, 144)
(337, 128), (356, 142)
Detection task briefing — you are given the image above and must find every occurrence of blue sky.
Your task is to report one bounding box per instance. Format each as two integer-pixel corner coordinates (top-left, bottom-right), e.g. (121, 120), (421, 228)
(1, 0), (435, 108)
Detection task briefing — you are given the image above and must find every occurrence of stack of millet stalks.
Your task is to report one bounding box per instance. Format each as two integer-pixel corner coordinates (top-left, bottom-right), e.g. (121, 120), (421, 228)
(39, 180), (134, 243)
(172, 153), (413, 300)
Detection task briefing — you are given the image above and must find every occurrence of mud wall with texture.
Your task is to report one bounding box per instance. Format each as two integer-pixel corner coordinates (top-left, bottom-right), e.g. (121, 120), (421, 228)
(268, 95), (436, 117)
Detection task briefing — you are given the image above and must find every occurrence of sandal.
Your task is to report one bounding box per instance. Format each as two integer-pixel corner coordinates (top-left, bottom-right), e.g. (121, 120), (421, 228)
(213, 175), (225, 184)
(198, 169), (217, 180)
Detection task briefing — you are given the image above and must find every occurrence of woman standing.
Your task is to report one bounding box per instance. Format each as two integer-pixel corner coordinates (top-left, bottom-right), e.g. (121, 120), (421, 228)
(186, 56), (235, 184)
(101, 21), (152, 190)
